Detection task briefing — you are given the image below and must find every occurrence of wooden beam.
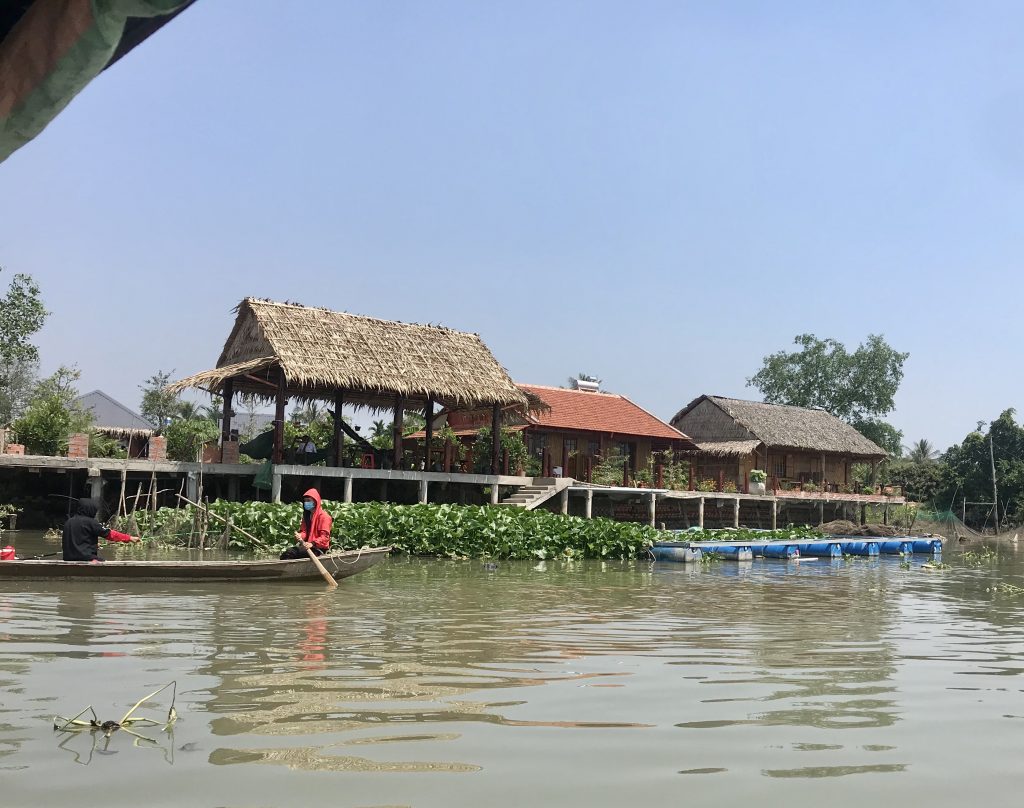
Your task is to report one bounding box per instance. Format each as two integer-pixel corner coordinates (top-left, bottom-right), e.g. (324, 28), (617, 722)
(424, 398), (434, 472)
(491, 403), (501, 475)
(273, 372), (286, 465)
(333, 392), (345, 467)
(243, 373), (278, 390)
(392, 394), (404, 469)
(220, 378), (234, 447)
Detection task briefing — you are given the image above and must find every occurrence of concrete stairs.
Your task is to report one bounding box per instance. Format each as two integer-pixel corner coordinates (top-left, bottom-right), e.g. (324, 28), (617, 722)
(498, 477), (573, 510)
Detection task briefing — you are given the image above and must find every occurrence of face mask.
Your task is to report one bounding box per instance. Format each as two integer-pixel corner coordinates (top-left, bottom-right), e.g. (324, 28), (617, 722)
(303, 501), (315, 511)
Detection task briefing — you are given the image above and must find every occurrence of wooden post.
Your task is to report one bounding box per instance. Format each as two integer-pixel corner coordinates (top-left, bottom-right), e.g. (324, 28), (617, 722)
(771, 498), (777, 530)
(393, 394), (405, 469)
(655, 464), (664, 488)
(883, 501), (889, 525)
(273, 372), (286, 465)
(698, 496), (705, 529)
(648, 492), (657, 527)
(819, 499), (825, 526)
(221, 378), (234, 450)
(718, 470), (725, 493)
(584, 488), (593, 519)
(491, 403), (501, 475)
(733, 497), (740, 528)
(444, 440), (452, 473)
(424, 398), (434, 471)
(622, 461), (629, 487)
(860, 503), (867, 525)
(689, 461), (696, 491)
(333, 392), (345, 467)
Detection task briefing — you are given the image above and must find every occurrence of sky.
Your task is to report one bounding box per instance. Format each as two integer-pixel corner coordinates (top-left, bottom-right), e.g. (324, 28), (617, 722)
(2, 0), (1023, 451)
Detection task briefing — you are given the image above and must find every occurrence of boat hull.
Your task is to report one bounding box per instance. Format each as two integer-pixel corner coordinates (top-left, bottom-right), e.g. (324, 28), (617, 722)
(0, 547), (391, 582)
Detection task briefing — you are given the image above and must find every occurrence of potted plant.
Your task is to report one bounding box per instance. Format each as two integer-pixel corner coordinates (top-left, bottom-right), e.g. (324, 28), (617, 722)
(749, 469), (767, 495)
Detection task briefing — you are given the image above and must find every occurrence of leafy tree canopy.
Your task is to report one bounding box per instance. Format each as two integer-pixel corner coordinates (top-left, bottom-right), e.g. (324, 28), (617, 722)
(0, 270), (47, 424)
(13, 366), (91, 456)
(748, 334), (908, 423)
(139, 370), (181, 431)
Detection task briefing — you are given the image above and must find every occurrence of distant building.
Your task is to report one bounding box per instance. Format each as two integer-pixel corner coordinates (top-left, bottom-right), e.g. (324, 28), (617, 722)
(670, 395), (887, 493)
(424, 380), (697, 479)
(73, 390), (153, 457)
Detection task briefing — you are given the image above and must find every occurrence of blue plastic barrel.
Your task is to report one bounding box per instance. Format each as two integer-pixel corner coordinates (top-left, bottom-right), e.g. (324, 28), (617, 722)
(761, 543), (800, 559)
(844, 541), (879, 557)
(878, 540), (914, 556)
(801, 541), (843, 558)
(651, 543), (703, 563)
(910, 538), (943, 554)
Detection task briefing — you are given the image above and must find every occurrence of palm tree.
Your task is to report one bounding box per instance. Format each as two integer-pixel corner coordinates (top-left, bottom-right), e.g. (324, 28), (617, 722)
(904, 438), (939, 464)
(177, 400), (201, 420)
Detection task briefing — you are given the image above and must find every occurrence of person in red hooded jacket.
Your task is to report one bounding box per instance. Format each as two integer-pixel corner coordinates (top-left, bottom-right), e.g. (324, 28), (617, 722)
(279, 488), (333, 560)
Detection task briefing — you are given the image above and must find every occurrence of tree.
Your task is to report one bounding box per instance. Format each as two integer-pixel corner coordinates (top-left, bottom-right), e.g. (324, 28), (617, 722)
(748, 334), (908, 422)
(0, 270), (47, 425)
(749, 333), (908, 453)
(164, 417), (219, 462)
(12, 366), (91, 456)
(904, 438), (940, 464)
(139, 370), (181, 431)
(936, 410), (1024, 527)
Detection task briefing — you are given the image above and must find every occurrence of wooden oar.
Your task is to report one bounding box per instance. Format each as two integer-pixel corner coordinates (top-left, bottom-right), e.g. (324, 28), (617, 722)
(303, 544), (338, 589)
(175, 494), (338, 588)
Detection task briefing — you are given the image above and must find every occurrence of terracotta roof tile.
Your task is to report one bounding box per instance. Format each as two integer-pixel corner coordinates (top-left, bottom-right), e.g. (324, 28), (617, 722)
(518, 384), (693, 444)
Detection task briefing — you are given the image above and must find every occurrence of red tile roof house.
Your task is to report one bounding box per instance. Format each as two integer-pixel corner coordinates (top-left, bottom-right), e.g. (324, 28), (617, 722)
(429, 382), (697, 482)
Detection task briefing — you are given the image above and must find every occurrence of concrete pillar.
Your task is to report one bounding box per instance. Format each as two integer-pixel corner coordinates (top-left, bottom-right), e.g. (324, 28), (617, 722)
(227, 476), (239, 502)
(560, 487), (569, 515)
(584, 489), (593, 519)
(271, 473), (282, 504)
(186, 472), (199, 502)
(698, 496), (705, 529)
(648, 493), (657, 527)
(883, 501), (889, 525)
(420, 478), (430, 505)
(733, 497), (740, 528)
(860, 503), (867, 525)
(88, 476), (103, 506)
(343, 476), (353, 503)
(490, 483), (499, 505)
(771, 498), (778, 530)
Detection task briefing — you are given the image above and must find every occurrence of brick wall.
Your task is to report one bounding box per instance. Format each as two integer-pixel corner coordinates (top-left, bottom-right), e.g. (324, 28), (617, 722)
(4, 443), (24, 456)
(149, 436), (167, 461)
(221, 440), (240, 464)
(68, 433), (89, 459)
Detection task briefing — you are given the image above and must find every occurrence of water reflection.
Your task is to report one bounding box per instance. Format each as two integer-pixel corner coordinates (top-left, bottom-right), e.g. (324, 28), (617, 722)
(4, 544), (1024, 806)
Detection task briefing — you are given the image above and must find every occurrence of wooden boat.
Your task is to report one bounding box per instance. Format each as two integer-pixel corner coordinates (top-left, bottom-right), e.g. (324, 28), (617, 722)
(0, 547), (391, 583)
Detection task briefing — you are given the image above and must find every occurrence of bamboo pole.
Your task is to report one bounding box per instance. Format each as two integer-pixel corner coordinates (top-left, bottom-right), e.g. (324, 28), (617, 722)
(176, 494), (271, 551)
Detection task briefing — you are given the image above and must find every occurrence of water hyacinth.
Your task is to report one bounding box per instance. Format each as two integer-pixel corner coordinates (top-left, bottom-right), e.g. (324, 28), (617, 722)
(133, 501), (664, 560)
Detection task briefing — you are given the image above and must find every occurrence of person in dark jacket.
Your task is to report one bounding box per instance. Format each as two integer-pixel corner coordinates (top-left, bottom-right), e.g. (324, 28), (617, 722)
(62, 499), (140, 562)
(280, 488), (332, 560)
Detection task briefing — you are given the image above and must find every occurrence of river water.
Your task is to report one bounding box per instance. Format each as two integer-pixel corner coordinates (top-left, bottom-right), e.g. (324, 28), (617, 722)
(1, 531), (1023, 807)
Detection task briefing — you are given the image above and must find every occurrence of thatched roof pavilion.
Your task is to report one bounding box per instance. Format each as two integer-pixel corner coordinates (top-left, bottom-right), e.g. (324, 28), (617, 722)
(170, 298), (529, 470)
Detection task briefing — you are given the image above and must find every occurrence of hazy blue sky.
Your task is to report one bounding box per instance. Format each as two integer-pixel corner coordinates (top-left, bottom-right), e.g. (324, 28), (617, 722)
(2, 1), (1022, 450)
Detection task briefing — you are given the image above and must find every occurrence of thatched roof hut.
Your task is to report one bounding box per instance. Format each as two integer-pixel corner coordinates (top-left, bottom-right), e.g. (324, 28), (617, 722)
(170, 298), (528, 411)
(671, 396), (887, 458)
(169, 298), (529, 470)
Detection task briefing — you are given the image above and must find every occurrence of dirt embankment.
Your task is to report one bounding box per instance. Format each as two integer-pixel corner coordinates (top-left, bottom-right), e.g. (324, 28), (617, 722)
(818, 519), (902, 537)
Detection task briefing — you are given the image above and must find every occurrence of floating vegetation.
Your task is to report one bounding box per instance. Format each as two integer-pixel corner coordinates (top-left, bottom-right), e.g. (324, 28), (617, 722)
(53, 681), (177, 743)
(991, 582), (1024, 596)
(921, 561), (950, 571)
(133, 501), (663, 560)
(962, 548), (999, 566)
(699, 551), (725, 565)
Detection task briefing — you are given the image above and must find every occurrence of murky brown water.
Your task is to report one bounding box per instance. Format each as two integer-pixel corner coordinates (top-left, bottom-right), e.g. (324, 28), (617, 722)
(2, 531), (1024, 807)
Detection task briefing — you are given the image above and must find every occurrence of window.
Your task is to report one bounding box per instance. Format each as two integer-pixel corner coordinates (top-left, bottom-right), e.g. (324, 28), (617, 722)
(773, 457), (786, 477)
(563, 439), (577, 455)
(588, 440), (600, 457)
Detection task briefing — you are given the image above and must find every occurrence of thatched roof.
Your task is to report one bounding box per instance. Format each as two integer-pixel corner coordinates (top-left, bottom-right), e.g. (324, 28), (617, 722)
(688, 439), (762, 458)
(169, 299), (529, 412)
(672, 396), (887, 458)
